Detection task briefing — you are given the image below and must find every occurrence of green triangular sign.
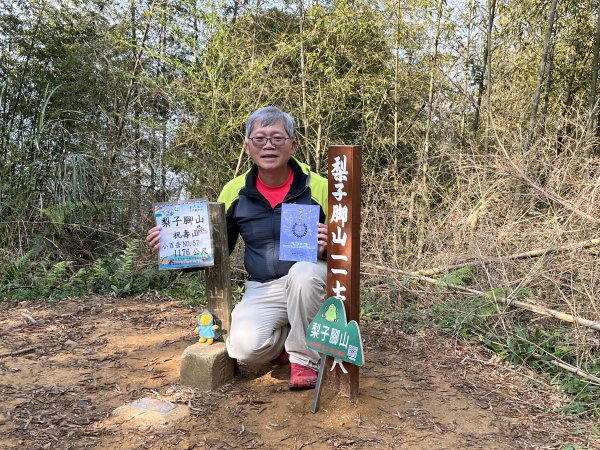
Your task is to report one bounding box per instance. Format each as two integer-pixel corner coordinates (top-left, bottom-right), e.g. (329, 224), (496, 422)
(306, 297), (364, 366)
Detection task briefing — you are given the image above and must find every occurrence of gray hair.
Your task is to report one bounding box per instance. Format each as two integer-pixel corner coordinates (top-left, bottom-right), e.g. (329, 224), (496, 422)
(245, 106), (296, 140)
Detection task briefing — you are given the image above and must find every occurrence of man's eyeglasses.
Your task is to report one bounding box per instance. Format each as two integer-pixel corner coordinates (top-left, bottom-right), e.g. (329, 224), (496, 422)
(249, 136), (292, 147)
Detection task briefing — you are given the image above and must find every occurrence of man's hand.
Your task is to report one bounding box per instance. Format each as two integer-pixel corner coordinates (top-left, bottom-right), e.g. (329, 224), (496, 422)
(146, 226), (161, 253)
(317, 222), (328, 260)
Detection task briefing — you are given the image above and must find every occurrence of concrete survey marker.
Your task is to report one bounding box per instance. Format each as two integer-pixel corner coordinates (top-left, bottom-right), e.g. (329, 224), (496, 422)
(130, 397), (176, 414)
(111, 397), (189, 428)
(180, 341), (234, 390)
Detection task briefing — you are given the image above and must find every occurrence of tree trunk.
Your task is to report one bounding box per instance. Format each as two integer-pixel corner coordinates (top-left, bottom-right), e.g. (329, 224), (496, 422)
(460, 0), (474, 143)
(298, 0), (309, 164)
(524, 0), (559, 156)
(415, 0), (443, 257)
(100, 0), (157, 204)
(588, 6), (600, 141)
(483, 0), (496, 151)
(540, 37), (555, 135)
(394, 0), (402, 149)
(4, 1), (47, 146)
(473, 0), (496, 133)
(556, 47), (577, 154)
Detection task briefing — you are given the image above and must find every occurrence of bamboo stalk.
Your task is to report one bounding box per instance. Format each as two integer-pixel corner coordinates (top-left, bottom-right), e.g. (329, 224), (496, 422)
(362, 263), (600, 332)
(532, 354), (600, 386)
(524, 0), (559, 155)
(409, 237), (600, 277)
(0, 346), (37, 358)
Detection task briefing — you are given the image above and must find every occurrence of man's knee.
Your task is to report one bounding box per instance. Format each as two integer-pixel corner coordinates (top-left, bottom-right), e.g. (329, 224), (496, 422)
(227, 326), (262, 361)
(287, 261), (326, 288)
(226, 322), (284, 363)
(227, 338), (262, 363)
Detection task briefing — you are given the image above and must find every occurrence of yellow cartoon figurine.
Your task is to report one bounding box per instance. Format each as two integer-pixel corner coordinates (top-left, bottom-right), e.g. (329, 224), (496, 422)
(194, 310), (219, 345)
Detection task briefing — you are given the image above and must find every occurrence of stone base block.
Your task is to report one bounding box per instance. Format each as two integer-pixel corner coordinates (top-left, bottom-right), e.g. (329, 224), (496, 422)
(180, 342), (234, 390)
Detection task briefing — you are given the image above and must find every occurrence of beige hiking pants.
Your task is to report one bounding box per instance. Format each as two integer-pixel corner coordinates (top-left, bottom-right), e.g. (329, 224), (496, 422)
(226, 261), (327, 369)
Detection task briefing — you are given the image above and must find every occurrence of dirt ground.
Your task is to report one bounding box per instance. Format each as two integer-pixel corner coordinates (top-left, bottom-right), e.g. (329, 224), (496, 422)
(0, 295), (598, 449)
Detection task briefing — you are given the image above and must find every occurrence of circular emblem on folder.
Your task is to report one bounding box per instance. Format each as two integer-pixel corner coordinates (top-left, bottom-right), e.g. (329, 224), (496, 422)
(292, 222), (308, 238)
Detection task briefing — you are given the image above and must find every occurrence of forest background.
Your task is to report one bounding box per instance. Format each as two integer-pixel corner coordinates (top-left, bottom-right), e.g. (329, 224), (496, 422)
(2, 0), (600, 418)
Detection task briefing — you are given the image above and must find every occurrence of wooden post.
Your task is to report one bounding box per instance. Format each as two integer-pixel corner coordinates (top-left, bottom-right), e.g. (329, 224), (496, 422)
(325, 145), (361, 399)
(205, 202), (232, 338)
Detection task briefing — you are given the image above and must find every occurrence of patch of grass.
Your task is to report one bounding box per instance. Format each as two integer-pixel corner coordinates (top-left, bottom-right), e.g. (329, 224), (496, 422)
(171, 274), (245, 308)
(570, 426), (600, 448)
(163, 273), (208, 307)
(374, 273), (600, 421)
(551, 371), (600, 417)
(425, 292), (600, 419)
(360, 290), (388, 323)
(435, 266), (473, 290)
(427, 296), (496, 341)
(232, 284), (245, 305)
(360, 285), (423, 332)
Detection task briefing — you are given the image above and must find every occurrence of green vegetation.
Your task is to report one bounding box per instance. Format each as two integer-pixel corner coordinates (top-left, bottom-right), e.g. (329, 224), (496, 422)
(0, 240), (205, 303)
(362, 296), (600, 420)
(361, 277), (600, 417)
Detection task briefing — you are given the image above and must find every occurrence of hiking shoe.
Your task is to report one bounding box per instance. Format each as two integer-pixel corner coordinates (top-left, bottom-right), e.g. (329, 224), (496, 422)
(289, 363), (317, 390)
(270, 349), (289, 366)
